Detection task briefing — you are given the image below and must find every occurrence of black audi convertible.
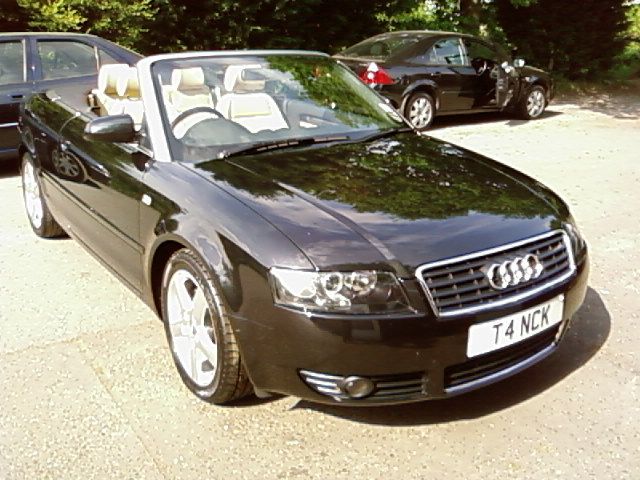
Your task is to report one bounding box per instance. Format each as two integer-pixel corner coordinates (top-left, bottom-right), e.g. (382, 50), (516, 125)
(18, 51), (589, 405)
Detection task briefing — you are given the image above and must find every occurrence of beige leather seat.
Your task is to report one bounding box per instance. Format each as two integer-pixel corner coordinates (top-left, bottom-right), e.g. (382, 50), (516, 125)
(116, 67), (144, 128)
(166, 67), (215, 122)
(217, 65), (288, 133)
(92, 64), (130, 116)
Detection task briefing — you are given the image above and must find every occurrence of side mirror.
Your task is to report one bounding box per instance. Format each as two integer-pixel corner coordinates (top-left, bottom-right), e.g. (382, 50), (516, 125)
(84, 115), (136, 143)
(501, 61), (514, 74)
(514, 58), (526, 68)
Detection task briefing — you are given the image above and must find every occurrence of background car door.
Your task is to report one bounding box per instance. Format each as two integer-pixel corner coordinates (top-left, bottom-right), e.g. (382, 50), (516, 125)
(417, 37), (476, 111)
(32, 39), (101, 95)
(0, 37), (30, 159)
(51, 112), (150, 292)
(463, 39), (506, 109)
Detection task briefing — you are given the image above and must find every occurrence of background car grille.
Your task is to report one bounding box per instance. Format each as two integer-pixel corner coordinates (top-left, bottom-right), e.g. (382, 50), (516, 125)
(299, 370), (426, 403)
(444, 325), (559, 391)
(417, 231), (574, 317)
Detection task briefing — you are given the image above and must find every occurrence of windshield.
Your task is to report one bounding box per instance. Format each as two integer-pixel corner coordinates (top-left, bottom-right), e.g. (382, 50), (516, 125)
(339, 33), (425, 60)
(151, 54), (404, 162)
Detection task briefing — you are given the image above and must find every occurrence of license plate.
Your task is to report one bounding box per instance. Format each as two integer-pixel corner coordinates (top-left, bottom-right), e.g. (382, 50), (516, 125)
(467, 295), (564, 358)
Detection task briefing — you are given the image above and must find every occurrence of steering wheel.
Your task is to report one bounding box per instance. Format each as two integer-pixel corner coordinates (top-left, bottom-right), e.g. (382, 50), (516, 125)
(170, 106), (252, 146)
(171, 106), (224, 131)
(472, 58), (489, 75)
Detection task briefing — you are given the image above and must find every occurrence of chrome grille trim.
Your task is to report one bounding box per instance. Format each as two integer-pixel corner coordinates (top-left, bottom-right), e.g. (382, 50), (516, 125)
(416, 230), (576, 318)
(299, 370), (426, 403)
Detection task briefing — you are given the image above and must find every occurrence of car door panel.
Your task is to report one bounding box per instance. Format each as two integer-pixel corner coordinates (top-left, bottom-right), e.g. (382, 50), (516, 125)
(54, 112), (147, 291)
(413, 37), (475, 112)
(0, 37), (30, 157)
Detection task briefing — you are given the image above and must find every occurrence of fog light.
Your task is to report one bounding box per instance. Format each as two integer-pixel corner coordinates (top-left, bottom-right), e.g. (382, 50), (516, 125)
(338, 376), (375, 399)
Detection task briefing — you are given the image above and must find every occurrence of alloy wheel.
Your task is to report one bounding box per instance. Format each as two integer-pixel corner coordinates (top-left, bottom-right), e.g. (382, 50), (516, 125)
(526, 89), (546, 118)
(166, 269), (218, 387)
(22, 160), (44, 229)
(408, 97), (433, 129)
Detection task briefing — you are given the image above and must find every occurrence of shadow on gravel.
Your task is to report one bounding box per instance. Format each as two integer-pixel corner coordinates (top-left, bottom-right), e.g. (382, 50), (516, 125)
(558, 93), (640, 120)
(295, 286), (610, 426)
(0, 159), (19, 179)
(430, 109), (563, 130)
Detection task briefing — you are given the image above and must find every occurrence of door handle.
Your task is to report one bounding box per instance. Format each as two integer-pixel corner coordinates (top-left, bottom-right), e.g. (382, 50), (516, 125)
(10, 94), (24, 100)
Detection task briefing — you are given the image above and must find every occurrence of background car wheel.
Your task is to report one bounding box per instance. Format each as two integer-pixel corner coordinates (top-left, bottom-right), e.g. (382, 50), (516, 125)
(516, 85), (547, 120)
(21, 152), (65, 238)
(161, 249), (253, 404)
(405, 92), (435, 131)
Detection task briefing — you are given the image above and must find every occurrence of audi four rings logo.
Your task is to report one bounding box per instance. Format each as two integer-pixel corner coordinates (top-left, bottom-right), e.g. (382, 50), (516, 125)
(486, 254), (544, 290)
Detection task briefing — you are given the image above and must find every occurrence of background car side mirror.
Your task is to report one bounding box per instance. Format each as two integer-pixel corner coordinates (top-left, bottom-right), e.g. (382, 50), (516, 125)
(84, 115), (136, 143)
(514, 58), (526, 68)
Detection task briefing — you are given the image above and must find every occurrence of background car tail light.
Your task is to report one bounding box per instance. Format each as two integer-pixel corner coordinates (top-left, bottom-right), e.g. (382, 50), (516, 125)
(359, 62), (394, 85)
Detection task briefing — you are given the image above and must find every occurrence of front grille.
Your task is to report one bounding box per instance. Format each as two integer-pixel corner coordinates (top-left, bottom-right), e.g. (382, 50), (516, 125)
(299, 370), (426, 403)
(444, 325), (559, 391)
(416, 230), (575, 317)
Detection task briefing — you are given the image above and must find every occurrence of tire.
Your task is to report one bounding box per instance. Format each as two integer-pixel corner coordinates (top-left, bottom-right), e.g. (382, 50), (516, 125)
(515, 85), (547, 120)
(161, 248), (253, 404)
(404, 92), (436, 131)
(21, 151), (65, 238)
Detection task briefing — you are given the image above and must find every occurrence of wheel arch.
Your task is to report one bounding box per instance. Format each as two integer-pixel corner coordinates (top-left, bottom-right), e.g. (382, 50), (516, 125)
(401, 81), (440, 113)
(148, 237), (188, 316)
(146, 229), (242, 319)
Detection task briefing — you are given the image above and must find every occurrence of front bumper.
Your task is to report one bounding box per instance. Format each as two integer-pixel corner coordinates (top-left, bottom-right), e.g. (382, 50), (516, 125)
(231, 254), (589, 406)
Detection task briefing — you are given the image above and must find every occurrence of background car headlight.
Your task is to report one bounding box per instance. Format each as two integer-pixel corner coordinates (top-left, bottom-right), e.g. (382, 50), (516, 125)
(270, 268), (412, 314)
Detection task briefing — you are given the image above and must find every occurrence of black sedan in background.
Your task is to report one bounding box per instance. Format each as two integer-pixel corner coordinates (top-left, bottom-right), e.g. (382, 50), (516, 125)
(19, 51), (587, 406)
(335, 31), (554, 130)
(0, 32), (141, 162)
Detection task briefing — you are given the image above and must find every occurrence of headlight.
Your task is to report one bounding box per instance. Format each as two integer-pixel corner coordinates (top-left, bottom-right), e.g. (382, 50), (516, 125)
(564, 216), (587, 257)
(270, 268), (412, 314)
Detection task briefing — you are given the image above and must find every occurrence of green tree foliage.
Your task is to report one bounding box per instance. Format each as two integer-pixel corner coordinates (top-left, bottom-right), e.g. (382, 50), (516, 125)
(135, 0), (415, 54)
(3, 0), (156, 49)
(0, 0), (29, 31)
(1, 0), (634, 79)
(495, 0), (628, 78)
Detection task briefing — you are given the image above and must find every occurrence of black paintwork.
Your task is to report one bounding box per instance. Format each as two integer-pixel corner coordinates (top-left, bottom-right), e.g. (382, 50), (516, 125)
(20, 71), (586, 405)
(0, 32), (141, 161)
(334, 31), (554, 118)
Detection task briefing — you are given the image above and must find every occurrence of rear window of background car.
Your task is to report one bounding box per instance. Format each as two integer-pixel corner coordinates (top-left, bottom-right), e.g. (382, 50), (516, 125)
(341, 34), (423, 59)
(37, 41), (98, 80)
(0, 41), (25, 85)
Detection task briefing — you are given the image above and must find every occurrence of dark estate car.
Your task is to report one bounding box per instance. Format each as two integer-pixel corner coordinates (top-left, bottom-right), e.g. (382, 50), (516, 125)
(335, 31), (554, 130)
(0, 32), (141, 162)
(18, 51), (588, 405)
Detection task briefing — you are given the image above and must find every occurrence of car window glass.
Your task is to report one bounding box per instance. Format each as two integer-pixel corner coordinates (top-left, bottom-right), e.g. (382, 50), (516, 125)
(0, 41), (25, 85)
(426, 38), (466, 66)
(340, 34), (424, 60)
(38, 41), (97, 80)
(464, 40), (499, 63)
(153, 55), (404, 162)
(98, 48), (119, 67)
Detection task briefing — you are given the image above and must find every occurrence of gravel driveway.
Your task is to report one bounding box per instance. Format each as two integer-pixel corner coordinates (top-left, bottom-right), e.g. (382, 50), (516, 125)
(1, 96), (638, 479)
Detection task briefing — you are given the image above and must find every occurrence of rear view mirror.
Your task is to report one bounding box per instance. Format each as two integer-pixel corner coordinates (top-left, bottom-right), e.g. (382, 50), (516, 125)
(514, 58), (526, 68)
(84, 115), (136, 143)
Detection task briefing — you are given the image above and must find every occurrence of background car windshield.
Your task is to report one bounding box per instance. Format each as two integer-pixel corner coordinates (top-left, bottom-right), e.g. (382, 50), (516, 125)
(340, 33), (423, 60)
(153, 55), (404, 162)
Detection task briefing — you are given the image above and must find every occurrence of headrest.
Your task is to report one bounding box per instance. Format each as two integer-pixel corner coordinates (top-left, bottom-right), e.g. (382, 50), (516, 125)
(98, 64), (130, 95)
(223, 64), (263, 92)
(116, 67), (140, 98)
(229, 95), (272, 118)
(171, 67), (205, 91)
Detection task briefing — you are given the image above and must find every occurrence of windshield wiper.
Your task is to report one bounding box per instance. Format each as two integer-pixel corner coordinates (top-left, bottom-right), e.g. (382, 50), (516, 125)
(218, 135), (350, 159)
(359, 126), (413, 143)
